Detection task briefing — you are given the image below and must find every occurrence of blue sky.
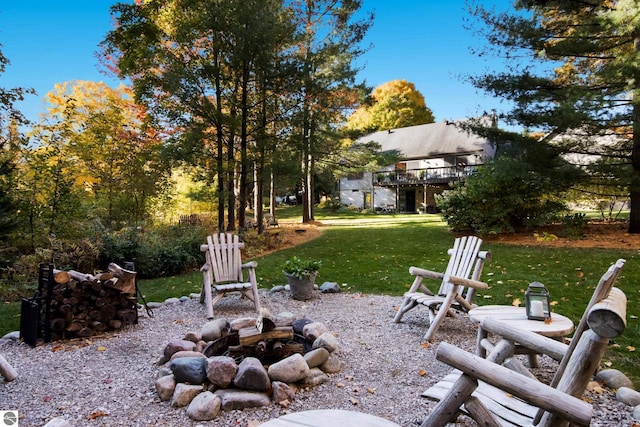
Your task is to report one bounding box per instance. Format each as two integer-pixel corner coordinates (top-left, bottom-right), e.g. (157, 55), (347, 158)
(0, 0), (514, 125)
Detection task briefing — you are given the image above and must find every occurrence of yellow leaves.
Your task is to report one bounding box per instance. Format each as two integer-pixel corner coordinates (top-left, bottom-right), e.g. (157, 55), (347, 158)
(511, 298), (521, 307)
(97, 346), (106, 351)
(627, 345), (636, 352)
(534, 232), (557, 241)
(419, 369), (427, 377)
(549, 300), (558, 306)
(421, 342), (430, 349)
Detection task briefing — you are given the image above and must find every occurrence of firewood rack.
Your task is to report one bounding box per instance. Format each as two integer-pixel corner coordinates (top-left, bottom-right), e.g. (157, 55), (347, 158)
(19, 263), (54, 347)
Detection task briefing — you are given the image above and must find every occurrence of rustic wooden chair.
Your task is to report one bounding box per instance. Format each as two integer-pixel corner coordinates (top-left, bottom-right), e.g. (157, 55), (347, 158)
(420, 285), (628, 427)
(199, 233), (261, 319)
(393, 236), (491, 341)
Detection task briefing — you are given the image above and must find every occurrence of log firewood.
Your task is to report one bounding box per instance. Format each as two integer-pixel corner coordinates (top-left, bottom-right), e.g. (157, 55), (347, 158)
(107, 263), (137, 295)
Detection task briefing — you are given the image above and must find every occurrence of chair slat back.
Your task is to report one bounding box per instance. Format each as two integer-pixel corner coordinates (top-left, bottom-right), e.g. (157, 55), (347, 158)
(439, 236), (483, 296)
(208, 233), (244, 283)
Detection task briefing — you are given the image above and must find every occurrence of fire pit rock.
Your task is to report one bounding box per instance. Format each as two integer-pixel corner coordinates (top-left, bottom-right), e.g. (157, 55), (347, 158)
(155, 311), (342, 421)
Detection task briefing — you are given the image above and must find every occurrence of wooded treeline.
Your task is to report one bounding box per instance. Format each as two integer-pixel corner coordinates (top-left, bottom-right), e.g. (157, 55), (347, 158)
(103, 0), (374, 232)
(0, 0), (383, 265)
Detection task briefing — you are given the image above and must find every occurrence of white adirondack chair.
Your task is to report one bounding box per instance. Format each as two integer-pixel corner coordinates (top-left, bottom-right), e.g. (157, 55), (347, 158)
(393, 236), (491, 341)
(199, 233), (261, 318)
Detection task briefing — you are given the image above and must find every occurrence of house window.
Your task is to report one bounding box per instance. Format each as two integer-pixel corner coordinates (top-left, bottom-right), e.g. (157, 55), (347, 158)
(347, 172), (364, 180)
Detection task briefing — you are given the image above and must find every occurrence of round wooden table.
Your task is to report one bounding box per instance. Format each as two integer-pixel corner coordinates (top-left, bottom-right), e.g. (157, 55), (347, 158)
(259, 409), (400, 426)
(468, 305), (574, 365)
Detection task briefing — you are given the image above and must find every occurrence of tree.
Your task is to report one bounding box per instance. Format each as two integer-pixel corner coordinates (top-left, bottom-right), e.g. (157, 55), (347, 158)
(104, 0), (294, 231)
(0, 47), (34, 254)
(344, 79), (435, 135)
(467, 0), (640, 233)
(17, 80), (167, 247)
(288, 0), (373, 222)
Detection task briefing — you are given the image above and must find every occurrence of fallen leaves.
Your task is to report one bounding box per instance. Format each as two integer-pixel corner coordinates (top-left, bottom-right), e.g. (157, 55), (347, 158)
(419, 369), (427, 377)
(586, 381), (605, 394)
(420, 342), (430, 349)
(627, 345), (636, 352)
(88, 411), (108, 420)
(511, 298), (521, 307)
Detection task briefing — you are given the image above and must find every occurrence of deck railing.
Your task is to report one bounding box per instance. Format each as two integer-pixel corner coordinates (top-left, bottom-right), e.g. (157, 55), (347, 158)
(374, 166), (478, 186)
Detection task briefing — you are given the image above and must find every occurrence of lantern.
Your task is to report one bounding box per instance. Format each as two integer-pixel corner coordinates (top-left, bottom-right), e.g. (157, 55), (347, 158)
(525, 281), (551, 321)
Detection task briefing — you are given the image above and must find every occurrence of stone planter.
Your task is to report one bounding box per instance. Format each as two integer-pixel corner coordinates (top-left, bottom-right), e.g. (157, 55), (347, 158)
(285, 273), (317, 300)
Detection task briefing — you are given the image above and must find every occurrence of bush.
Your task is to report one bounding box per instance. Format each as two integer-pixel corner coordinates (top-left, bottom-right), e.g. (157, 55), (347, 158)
(561, 213), (588, 238)
(438, 157), (567, 234)
(99, 225), (206, 278)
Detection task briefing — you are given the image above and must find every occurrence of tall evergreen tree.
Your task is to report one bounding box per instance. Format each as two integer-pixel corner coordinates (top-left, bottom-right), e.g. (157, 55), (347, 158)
(468, 0), (640, 232)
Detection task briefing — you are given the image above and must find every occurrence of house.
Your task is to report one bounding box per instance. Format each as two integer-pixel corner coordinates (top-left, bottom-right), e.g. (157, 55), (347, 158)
(338, 118), (496, 213)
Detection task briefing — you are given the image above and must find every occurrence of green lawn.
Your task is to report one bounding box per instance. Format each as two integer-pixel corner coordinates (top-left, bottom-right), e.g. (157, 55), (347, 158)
(2, 209), (638, 382)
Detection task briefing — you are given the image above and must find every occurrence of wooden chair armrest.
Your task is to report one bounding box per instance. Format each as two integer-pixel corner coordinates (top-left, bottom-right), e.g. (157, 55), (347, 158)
(409, 266), (444, 281)
(242, 261), (258, 269)
(481, 318), (568, 361)
(436, 342), (592, 427)
(444, 274), (488, 290)
(407, 268), (487, 290)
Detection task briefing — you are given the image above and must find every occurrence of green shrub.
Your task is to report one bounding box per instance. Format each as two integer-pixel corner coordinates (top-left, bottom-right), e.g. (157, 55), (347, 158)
(561, 213), (588, 238)
(283, 256), (322, 279)
(437, 157), (567, 234)
(99, 225), (206, 278)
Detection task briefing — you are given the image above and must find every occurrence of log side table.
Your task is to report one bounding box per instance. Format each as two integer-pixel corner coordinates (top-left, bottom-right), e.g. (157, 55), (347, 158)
(468, 305), (575, 367)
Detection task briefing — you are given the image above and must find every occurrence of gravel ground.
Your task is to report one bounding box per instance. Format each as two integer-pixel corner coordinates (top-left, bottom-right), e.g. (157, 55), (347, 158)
(1, 290), (635, 426)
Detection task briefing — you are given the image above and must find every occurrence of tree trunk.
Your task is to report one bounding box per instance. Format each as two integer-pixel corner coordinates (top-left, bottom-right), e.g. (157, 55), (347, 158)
(629, 36), (640, 233)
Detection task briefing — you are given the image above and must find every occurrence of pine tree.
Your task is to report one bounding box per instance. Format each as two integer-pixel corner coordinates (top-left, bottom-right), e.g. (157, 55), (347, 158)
(469, 0), (640, 232)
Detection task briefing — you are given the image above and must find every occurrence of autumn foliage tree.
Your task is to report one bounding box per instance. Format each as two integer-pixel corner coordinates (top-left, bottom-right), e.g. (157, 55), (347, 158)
(468, 0), (640, 233)
(16, 81), (167, 248)
(344, 79), (435, 136)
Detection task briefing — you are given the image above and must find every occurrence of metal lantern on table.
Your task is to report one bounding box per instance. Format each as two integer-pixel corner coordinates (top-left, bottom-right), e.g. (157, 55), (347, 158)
(525, 281), (551, 321)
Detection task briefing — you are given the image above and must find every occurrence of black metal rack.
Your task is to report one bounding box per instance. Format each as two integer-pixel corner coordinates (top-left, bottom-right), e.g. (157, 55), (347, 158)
(19, 263), (54, 347)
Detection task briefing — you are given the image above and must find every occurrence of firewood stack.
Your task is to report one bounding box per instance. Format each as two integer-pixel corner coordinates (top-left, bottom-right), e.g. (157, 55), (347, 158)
(48, 263), (138, 340)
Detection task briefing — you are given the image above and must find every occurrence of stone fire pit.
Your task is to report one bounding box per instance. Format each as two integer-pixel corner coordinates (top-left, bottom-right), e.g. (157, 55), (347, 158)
(155, 310), (341, 421)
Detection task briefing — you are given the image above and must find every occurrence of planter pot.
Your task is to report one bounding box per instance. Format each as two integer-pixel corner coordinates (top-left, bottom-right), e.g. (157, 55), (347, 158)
(285, 273), (317, 301)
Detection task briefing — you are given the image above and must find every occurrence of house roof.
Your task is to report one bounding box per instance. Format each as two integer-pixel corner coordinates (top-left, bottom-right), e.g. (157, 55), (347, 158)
(355, 119), (493, 160)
